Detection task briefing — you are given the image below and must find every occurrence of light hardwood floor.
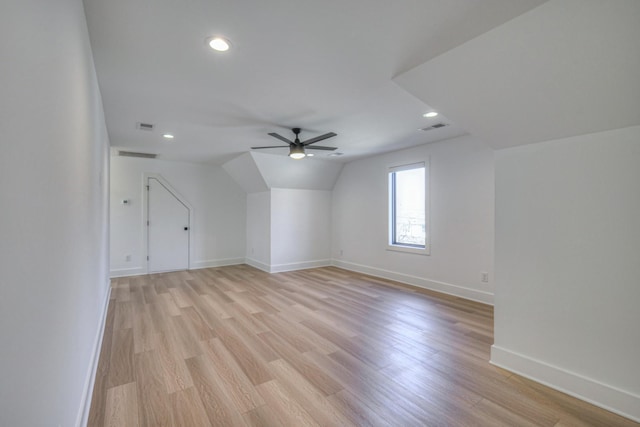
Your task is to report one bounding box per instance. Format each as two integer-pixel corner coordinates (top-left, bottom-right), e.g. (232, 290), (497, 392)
(88, 265), (638, 426)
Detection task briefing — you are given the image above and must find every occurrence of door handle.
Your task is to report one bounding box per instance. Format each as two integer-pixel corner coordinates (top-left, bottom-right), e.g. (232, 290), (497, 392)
(184, 226), (189, 231)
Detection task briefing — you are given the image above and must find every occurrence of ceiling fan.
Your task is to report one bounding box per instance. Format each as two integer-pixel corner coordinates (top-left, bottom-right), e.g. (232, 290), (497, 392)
(251, 128), (337, 159)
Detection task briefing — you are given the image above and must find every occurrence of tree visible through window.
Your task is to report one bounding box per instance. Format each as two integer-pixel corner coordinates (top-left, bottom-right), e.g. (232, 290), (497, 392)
(389, 163), (426, 249)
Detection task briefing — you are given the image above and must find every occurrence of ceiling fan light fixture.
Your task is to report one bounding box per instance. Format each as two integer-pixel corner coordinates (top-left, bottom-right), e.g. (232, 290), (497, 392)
(207, 36), (231, 52)
(289, 145), (306, 159)
(253, 128), (337, 158)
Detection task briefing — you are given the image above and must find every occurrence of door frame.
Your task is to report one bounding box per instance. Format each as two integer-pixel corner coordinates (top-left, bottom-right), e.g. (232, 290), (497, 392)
(142, 173), (194, 274)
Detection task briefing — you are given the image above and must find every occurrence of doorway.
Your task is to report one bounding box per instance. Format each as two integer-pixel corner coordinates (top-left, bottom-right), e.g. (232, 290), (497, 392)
(146, 176), (191, 273)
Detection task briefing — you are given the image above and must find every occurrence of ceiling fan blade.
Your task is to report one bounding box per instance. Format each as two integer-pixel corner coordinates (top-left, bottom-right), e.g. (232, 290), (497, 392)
(305, 146), (337, 151)
(301, 132), (337, 146)
(268, 132), (294, 144)
(250, 146), (289, 149)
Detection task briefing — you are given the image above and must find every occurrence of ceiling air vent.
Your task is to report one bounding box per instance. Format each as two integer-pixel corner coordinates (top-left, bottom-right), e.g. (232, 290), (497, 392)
(136, 122), (154, 131)
(118, 151), (157, 159)
(421, 123), (448, 131)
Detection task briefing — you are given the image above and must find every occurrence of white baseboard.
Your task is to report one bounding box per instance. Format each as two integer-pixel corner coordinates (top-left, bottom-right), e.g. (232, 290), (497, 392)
(244, 258), (332, 273)
(245, 257), (271, 272)
(332, 259), (494, 305)
(191, 257), (245, 270)
(490, 345), (640, 423)
(76, 280), (112, 427)
(270, 259), (331, 273)
(109, 266), (145, 278)
(110, 257), (245, 278)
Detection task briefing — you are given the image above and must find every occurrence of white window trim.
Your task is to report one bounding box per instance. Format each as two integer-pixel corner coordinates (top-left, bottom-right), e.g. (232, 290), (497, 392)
(387, 159), (431, 256)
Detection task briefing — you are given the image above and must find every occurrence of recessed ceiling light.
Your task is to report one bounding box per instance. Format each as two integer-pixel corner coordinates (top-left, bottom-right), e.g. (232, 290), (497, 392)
(207, 36), (231, 52)
(423, 111), (438, 118)
(163, 134), (174, 139)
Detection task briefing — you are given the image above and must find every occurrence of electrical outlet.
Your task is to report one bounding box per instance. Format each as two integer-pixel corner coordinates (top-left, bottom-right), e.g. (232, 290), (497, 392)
(481, 272), (489, 283)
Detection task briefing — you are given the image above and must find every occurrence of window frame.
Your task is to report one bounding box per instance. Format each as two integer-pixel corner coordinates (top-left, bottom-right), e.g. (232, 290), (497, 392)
(387, 160), (430, 256)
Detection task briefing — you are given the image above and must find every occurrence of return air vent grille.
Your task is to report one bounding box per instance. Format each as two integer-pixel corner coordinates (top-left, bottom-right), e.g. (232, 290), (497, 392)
(421, 123), (449, 131)
(136, 122), (154, 131)
(118, 151), (157, 159)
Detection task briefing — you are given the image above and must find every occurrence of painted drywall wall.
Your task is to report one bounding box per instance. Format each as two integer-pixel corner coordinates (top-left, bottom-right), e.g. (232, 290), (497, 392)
(246, 191), (271, 271)
(492, 126), (640, 421)
(332, 135), (495, 304)
(271, 188), (332, 272)
(110, 156), (246, 276)
(245, 189), (332, 273)
(226, 152), (338, 272)
(0, 0), (110, 425)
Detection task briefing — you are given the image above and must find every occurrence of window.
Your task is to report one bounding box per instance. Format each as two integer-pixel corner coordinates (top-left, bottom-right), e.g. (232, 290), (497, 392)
(388, 161), (429, 255)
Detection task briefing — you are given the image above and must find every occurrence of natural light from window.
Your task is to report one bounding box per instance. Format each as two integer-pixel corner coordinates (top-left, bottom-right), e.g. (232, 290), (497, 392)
(389, 163), (427, 252)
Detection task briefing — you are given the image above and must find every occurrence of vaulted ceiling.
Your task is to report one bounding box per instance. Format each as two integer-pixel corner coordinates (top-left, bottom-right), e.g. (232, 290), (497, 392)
(84, 0), (547, 164)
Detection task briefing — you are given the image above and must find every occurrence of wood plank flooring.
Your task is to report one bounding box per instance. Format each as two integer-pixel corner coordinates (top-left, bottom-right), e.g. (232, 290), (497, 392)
(88, 265), (638, 426)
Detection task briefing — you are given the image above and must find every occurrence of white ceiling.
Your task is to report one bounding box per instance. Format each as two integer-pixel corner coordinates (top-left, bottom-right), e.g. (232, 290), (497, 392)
(395, 0), (640, 150)
(83, 0), (546, 164)
(223, 152), (344, 193)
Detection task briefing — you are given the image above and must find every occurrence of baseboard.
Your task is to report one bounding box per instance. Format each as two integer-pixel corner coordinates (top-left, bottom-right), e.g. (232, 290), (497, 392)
(109, 266), (145, 278)
(244, 258), (332, 274)
(490, 345), (640, 423)
(76, 280), (112, 427)
(110, 257), (245, 278)
(245, 257), (271, 273)
(270, 259), (332, 273)
(191, 257), (245, 270)
(332, 259), (494, 305)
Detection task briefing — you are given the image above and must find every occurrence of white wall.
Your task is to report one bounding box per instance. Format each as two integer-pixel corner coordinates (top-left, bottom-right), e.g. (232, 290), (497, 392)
(271, 189), (332, 272)
(332, 135), (495, 304)
(230, 152), (340, 273)
(245, 189), (332, 273)
(0, 0), (110, 425)
(246, 191), (271, 271)
(110, 156), (246, 276)
(491, 126), (640, 421)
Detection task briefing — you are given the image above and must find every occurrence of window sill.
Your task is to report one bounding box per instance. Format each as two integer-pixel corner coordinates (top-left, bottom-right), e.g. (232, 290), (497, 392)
(386, 244), (430, 256)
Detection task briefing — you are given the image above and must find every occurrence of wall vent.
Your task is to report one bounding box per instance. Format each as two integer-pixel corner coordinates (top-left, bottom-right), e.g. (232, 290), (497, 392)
(136, 122), (154, 131)
(421, 123), (448, 131)
(118, 151), (157, 159)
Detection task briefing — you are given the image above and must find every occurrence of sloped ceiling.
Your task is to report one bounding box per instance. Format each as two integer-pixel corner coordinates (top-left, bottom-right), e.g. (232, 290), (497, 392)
(252, 152), (343, 191)
(222, 152), (343, 193)
(83, 0), (546, 164)
(394, 0), (640, 149)
(221, 152), (268, 193)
